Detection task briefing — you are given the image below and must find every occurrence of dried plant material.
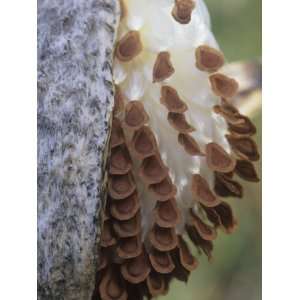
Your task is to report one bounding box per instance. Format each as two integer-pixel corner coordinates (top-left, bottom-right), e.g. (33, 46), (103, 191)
(99, 249), (108, 271)
(214, 202), (237, 233)
(172, 0), (195, 24)
(228, 115), (257, 136)
(178, 133), (204, 156)
(195, 45), (224, 72)
(213, 104), (243, 125)
(154, 198), (181, 228)
(191, 174), (220, 207)
(160, 86), (188, 113)
(149, 225), (178, 251)
(111, 118), (125, 148)
(235, 159), (260, 182)
(149, 176), (177, 202)
(124, 101), (149, 130)
(109, 145), (131, 175)
(113, 212), (141, 238)
(214, 172), (243, 198)
(146, 273), (166, 297)
(108, 174), (136, 200)
(132, 126), (157, 159)
(101, 220), (116, 248)
(149, 249), (175, 274)
(115, 31), (142, 62)
(119, 0), (127, 19)
(110, 192), (140, 220)
(121, 250), (151, 284)
(99, 270), (128, 300)
(190, 211), (217, 241)
(209, 73), (239, 98)
(114, 85), (125, 116)
(168, 112), (195, 133)
(177, 236), (198, 271)
(226, 135), (260, 161)
(206, 142), (236, 173)
(140, 155), (168, 184)
(117, 236), (143, 259)
(153, 52), (175, 83)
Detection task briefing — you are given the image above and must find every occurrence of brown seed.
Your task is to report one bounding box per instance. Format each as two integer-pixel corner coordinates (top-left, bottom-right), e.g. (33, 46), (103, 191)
(111, 118), (125, 148)
(114, 85), (125, 116)
(226, 135), (260, 161)
(113, 212), (141, 238)
(178, 133), (204, 156)
(195, 45), (224, 72)
(99, 269), (128, 300)
(124, 101), (149, 130)
(172, 0), (195, 24)
(132, 126), (157, 159)
(160, 86), (188, 113)
(101, 220), (116, 248)
(108, 173), (136, 200)
(115, 31), (142, 62)
(154, 198), (181, 228)
(228, 115), (257, 136)
(153, 52), (175, 83)
(149, 249), (175, 274)
(139, 155), (168, 184)
(190, 211), (217, 241)
(206, 142), (236, 173)
(146, 273), (166, 297)
(149, 225), (178, 251)
(214, 201), (237, 233)
(177, 236), (198, 271)
(120, 249), (151, 284)
(109, 145), (131, 175)
(213, 104), (243, 125)
(191, 174), (220, 207)
(209, 73), (239, 98)
(117, 235), (143, 259)
(149, 176), (177, 202)
(214, 172), (243, 198)
(235, 159), (260, 182)
(168, 112), (195, 133)
(110, 192), (140, 220)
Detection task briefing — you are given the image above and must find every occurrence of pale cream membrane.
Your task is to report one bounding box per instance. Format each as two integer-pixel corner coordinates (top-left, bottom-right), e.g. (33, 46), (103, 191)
(113, 0), (231, 238)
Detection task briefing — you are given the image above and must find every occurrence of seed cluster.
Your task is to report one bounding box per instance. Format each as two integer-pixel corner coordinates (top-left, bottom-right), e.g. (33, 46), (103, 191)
(94, 1), (260, 299)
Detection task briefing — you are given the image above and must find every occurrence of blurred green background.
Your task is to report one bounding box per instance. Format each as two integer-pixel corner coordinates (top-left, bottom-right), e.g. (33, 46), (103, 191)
(160, 1), (262, 299)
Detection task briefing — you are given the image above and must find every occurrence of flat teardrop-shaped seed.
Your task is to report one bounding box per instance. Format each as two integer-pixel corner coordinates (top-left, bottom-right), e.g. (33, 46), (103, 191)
(113, 214), (141, 239)
(190, 211), (217, 241)
(206, 142), (236, 173)
(117, 235), (143, 259)
(209, 73), (239, 98)
(109, 145), (132, 175)
(132, 126), (157, 159)
(191, 174), (221, 207)
(110, 192), (140, 220)
(108, 173), (136, 200)
(178, 133), (204, 156)
(195, 45), (224, 72)
(226, 135), (260, 161)
(146, 273), (166, 297)
(115, 31), (142, 62)
(228, 115), (257, 136)
(99, 269), (128, 300)
(154, 198), (181, 228)
(149, 249), (175, 274)
(111, 118), (125, 148)
(124, 101), (149, 130)
(214, 172), (243, 198)
(120, 249), (151, 284)
(149, 176), (177, 202)
(213, 104), (243, 125)
(214, 201), (237, 233)
(177, 236), (198, 271)
(114, 85), (125, 117)
(149, 225), (178, 251)
(168, 112), (195, 133)
(99, 249), (108, 271)
(160, 86), (188, 113)
(235, 159), (259, 182)
(140, 155), (168, 184)
(153, 52), (175, 83)
(101, 220), (116, 248)
(172, 0), (195, 24)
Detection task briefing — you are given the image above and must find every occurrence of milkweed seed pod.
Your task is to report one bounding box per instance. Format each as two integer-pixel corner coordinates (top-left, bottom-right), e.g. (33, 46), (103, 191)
(96, 0), (260, 299)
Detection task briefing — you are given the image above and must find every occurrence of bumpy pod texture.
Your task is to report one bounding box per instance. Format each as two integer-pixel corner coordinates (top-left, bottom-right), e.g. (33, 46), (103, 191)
(95, 0), (260, 299)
